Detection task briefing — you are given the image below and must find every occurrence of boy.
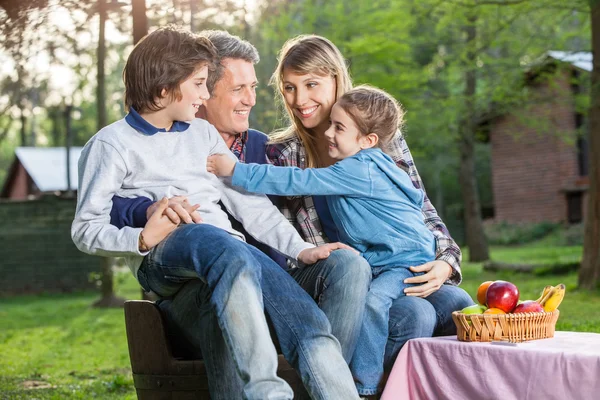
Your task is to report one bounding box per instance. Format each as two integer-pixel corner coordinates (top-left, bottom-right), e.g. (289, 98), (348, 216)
(71, 26), (359, 400)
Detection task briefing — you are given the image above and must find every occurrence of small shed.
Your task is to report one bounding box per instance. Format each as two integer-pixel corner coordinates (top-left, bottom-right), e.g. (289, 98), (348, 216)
(1, 147), (82, 199)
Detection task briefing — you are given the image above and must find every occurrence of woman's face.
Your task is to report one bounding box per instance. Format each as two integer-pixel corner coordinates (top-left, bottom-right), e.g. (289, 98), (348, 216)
(281, 68), (337, 134)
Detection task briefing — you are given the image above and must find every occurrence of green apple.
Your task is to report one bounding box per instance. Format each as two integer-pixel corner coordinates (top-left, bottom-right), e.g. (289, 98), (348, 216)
(461, 304), (487, 314)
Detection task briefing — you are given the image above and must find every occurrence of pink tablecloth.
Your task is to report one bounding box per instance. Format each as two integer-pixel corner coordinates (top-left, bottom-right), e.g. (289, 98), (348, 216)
(381, 331), (600, 400)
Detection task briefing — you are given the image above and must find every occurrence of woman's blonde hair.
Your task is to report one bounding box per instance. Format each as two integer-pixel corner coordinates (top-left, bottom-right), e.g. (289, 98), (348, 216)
(270, 35), (353, 168)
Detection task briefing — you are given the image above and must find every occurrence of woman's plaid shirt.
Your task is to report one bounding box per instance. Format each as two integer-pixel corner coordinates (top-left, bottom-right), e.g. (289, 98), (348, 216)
(266, 134), (463, 285)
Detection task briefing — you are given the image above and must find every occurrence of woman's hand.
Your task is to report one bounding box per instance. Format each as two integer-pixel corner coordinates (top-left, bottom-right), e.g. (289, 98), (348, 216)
(403, 260), (453, 298)
(297, 242), (358, 265)
(145, 195), (202, 224)
(207, 154), (236, 177)
(140, 197), (179, 251)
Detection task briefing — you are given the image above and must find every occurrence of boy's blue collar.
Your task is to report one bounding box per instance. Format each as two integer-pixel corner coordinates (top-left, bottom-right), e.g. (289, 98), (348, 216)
(125, 107), (190, 135)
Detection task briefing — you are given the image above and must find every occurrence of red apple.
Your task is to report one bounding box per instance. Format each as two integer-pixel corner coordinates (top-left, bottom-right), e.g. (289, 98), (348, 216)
(486, 280), (519, 313)
(513, 300), (543, 313)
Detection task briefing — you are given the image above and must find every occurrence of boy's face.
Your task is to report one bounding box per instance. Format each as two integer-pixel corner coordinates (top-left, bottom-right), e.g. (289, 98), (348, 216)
(324, 103), (375, 160)
(203, 58), (257, 136)
(165, 66), (210, 122)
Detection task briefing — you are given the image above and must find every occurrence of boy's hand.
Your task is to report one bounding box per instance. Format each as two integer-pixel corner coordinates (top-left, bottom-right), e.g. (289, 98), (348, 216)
(140, 197), (179, 250)
(207, 154), (236, 177)
(297, 242), (358, 265)
(146, 195), (202, 224)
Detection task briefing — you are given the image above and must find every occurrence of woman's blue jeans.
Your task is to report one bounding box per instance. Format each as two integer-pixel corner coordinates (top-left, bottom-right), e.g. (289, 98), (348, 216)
(137, 224), (359, 400)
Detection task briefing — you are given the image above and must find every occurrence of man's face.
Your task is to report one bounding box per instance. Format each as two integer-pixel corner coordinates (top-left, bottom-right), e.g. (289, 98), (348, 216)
(203, 58), (257, 136)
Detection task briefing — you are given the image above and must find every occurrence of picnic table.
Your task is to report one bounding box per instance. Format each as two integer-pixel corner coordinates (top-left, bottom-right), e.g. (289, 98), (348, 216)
(381, 331), (600, 400)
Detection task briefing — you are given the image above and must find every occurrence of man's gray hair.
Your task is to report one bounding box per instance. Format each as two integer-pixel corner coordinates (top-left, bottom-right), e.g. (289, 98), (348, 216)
(198, 30), (259, 94)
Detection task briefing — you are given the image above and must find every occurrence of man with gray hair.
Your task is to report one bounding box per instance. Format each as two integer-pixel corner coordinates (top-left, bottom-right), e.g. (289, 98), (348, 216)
(110, 30), (361, 400)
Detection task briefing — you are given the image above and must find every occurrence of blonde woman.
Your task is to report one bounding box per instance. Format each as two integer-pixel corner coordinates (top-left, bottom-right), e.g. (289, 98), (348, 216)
(266, 35), (473, 397)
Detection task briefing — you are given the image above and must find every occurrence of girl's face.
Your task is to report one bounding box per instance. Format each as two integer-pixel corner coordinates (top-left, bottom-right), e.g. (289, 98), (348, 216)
(282, 68), (337, 134)
(324, 103), (373, 160)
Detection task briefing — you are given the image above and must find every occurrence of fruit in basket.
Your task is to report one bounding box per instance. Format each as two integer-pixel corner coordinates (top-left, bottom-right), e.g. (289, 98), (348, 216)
(486, 280), (519, 313)
(513, 300), (544, 313)
(536, 285), (553, 303)
(542, 283), (565, 312)
(461, 304), (487, 314)
(476, 281), (494, 305)
(483, 307), (506, 315)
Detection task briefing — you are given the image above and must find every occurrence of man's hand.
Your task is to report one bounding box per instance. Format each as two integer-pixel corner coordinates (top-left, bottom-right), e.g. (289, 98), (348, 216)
(145, 195), (202, 224)
(207, 154), (236, 177)
(297, 242), (358, 265)
(140, 197), (179, 250)
(403, 260), (453, 298)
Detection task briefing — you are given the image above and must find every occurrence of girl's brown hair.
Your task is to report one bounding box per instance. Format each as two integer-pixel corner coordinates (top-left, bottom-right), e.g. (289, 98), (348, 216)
(270, 35), (353, 168)
(123, 26), (217, 114)
(337, 85), (404, 150)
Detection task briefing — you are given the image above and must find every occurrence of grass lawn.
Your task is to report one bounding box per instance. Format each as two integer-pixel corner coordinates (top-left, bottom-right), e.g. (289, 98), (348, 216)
(1, 245), (599, 399)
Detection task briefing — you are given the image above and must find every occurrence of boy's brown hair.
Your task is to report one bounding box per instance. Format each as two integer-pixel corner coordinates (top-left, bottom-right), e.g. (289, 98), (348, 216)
(123, 26), (217, 114)
(336, 85), (405, 149)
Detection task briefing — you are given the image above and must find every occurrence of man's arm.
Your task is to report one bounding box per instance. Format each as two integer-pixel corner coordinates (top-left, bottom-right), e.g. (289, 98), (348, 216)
(110, 196), (153, 228)
(110, 195), (202, 229)
(386, 133), (462, 284)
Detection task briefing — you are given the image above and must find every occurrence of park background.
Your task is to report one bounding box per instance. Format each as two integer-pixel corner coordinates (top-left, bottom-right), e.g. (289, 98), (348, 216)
(0, 0), (599, 399)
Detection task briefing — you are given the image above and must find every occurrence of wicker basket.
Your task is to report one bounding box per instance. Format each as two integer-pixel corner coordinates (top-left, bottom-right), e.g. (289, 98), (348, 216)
(452, 310), (560, 342)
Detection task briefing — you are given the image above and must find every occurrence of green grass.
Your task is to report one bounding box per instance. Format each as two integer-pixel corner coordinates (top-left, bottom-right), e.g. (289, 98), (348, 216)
(0, 272), (140, 399)
(1, 245), (599, 399)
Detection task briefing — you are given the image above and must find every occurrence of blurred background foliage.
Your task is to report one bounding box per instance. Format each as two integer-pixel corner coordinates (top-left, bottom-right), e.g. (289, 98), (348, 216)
(0, 0), (591, 245)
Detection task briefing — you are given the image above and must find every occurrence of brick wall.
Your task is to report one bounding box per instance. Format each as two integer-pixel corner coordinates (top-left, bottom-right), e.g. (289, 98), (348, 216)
(0, 196), (102, 296)
(490, 69), (582, 223)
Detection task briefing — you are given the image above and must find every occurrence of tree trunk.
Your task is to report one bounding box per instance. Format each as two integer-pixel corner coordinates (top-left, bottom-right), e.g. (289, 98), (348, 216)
(93, 0), (124, 307)
(92, 258), (125, 308)
(132, 0), (148, 45)
(579, 1), (600, 290)
(459, 15), (490, 262)
(131, 0), (151, 300)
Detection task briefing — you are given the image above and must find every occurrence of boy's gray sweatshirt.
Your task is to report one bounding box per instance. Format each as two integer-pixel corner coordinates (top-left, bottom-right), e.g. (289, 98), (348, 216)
(71, 118), (314, 278)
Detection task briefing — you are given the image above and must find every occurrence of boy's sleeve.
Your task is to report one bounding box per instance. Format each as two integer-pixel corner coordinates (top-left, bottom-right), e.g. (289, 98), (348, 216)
(231, 159), (373, 197)
(208, 127), (314, 260)
(110, 196), (152, 229)
(71, 138), (146, 257)
(387, 133), (463, 284)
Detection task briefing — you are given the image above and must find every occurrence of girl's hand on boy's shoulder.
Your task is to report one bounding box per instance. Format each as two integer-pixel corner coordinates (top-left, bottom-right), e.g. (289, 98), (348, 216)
(207, 154), (236, 177)
(403, 260), (453, 298)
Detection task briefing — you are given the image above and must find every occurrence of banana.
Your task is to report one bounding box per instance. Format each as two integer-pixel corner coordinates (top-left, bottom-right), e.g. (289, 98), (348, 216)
(536, 285), (554, 304)
(542, 283), (565, 312)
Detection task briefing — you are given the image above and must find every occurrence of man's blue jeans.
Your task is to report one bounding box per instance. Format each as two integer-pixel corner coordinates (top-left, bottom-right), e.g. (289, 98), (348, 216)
(288, 249), (371, 363)
(350, 266), (421, 395)
(138, 224), (359, 400)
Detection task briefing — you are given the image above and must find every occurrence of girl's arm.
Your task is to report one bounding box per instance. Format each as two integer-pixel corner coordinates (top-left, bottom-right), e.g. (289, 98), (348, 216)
(386, 133), (463, 284)
(208, 154), (373, 197)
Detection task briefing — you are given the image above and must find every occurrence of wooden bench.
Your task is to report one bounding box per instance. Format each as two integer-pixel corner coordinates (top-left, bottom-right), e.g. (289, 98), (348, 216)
(124, 300), (305, 400)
